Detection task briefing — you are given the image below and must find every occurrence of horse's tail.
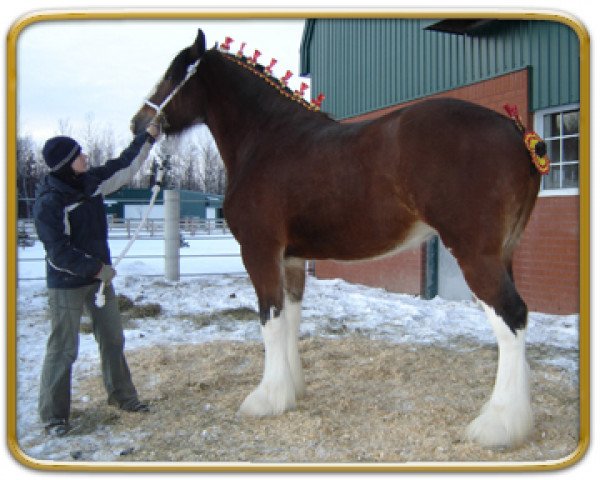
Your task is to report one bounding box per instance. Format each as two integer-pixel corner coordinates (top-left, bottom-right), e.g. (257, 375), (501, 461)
(503, 104), (550, 175)
(532, 137), (547, 158)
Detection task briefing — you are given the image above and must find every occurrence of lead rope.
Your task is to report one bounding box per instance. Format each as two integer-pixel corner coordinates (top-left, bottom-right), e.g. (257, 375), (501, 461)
(95, 156), (166, 307)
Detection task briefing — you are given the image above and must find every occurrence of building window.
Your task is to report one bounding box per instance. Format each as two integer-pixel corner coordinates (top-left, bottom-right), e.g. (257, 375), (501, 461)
(535, 104), (580, 195)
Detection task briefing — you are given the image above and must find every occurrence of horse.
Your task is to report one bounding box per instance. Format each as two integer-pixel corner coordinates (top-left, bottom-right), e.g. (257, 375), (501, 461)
(132, 29), (542, 449)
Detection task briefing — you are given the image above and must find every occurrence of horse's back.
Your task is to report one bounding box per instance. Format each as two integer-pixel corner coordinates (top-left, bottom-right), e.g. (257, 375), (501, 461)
(298, 97), (541, 259)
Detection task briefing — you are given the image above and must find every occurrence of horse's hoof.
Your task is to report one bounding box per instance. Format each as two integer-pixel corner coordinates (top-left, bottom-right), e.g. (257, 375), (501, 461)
(466, 402), (533, 448)
(238, 384), (295, 417)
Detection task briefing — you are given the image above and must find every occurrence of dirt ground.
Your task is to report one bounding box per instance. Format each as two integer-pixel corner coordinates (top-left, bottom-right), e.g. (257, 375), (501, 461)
(71, 335), (580, 466)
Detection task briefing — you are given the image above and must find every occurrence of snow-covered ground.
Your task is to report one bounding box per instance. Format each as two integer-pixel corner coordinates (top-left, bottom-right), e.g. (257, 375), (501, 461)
(14, 237), (579, 463)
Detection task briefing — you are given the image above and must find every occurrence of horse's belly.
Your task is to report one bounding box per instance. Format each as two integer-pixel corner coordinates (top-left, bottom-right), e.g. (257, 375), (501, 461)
(352, 221), (437, 262)
(374, 221), (436, 258)
(289, 220), (436, 261)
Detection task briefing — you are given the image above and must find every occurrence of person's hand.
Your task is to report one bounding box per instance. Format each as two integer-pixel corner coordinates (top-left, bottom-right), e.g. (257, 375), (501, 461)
(95, 264), (116, 283)
(146, 117), (162, 140)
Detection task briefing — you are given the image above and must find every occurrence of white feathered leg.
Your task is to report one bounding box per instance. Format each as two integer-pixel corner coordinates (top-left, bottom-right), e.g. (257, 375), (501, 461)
(238, 310), (296, 416)
(467, 301), (534, 448)
(283, 295), (306, 398)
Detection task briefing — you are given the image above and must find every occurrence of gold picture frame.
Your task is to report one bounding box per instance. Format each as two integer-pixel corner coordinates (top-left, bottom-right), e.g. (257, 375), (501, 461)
(6, 8), (590, 473)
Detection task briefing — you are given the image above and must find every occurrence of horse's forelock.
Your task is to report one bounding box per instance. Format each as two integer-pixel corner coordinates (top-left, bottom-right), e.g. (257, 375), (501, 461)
(165, 48), (194, 83)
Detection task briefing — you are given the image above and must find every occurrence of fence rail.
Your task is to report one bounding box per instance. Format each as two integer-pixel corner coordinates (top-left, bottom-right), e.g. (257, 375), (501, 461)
(18, 217), (231, 241)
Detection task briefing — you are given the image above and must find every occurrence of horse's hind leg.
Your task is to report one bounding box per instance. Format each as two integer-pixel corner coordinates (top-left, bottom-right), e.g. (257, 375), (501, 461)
(238, 244), (296, 417)
(458, 253), (534, 448)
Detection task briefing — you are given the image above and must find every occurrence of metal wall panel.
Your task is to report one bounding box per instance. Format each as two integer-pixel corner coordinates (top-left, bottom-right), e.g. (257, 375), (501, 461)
(301, 19), (580, 119)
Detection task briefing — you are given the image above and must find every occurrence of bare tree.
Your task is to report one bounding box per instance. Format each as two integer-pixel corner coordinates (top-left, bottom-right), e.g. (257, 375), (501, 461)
(17, 135), (43, 218)
(57, 118), (74, 136)
(203, 139), (226, 194)
(143, 130), (222, 193)
(180, 141), (204, 191)
(82, 113), (104, 168)
(100, 127), (116, 160)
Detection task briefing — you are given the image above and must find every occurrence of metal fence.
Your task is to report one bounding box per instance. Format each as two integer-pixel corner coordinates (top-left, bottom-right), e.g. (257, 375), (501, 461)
(18, 217), (231, 241)
(109, 217), (231, 238)
(16, 218), (245, 281)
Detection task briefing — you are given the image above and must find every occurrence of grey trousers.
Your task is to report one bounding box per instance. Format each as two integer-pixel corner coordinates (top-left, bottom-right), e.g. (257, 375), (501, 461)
(38, 283), (139, 423)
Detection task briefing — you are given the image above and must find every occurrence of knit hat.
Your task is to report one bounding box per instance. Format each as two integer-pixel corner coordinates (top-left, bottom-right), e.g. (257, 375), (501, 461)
(42, 136), (82, 172)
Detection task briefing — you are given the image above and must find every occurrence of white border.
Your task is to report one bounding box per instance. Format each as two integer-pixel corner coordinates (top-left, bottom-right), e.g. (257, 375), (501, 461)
(2, 2), (594, 479)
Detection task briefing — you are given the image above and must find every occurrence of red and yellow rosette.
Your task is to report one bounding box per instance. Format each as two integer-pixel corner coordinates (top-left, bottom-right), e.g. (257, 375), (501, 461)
(504, 104), (550, 175)
(524, 131), (550, 175)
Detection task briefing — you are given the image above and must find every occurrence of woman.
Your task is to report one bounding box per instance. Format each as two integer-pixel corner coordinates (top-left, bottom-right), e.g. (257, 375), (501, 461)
(33, 120), (160, 436)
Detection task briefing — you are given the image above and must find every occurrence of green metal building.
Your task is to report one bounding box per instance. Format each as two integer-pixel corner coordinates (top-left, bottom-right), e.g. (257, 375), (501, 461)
(105, 188), (224, 220)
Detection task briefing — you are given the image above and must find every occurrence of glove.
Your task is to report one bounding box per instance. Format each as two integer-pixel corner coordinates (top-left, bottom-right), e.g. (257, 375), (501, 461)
(146, 116), (162, 140)
(95, 264), (116, 283)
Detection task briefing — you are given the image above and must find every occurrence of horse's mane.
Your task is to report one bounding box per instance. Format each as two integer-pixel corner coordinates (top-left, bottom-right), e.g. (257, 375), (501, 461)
(210, 47), (331, 119)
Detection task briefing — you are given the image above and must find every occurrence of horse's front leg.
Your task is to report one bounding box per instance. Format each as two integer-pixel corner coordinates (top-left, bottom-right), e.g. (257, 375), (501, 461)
(238, 244), (296, 417)
(283, 257), (307, 398)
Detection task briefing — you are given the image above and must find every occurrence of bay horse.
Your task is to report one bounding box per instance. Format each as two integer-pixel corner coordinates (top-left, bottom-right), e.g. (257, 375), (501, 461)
(132, 29), (542, 448)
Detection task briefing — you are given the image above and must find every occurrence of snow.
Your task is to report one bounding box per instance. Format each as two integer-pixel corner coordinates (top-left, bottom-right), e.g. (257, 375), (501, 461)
(14, 236), (579, 463)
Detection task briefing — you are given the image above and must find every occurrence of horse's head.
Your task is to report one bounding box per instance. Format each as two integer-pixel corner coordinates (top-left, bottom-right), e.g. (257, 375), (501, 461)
(131, 29), (207, 136)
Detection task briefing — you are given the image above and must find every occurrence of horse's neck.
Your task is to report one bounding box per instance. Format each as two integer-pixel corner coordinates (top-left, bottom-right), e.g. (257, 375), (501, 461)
(201, 54), (324, 173)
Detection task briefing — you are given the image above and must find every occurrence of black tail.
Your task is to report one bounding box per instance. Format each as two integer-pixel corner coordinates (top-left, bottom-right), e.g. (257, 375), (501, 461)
(534, 139), (547, 157)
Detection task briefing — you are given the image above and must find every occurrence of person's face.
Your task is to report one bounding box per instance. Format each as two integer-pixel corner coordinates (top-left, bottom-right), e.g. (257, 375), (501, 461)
(71, 153), (89, 174)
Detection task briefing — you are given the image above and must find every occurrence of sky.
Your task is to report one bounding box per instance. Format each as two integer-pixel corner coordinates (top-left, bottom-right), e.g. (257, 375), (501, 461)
(16, 18), (308, 145)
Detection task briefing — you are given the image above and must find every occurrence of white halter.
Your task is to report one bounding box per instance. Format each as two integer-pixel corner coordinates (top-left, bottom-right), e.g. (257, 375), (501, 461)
(144, 58), (202, 118)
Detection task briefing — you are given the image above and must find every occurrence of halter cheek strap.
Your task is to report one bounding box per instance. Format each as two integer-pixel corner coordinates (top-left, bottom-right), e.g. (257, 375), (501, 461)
(143, 58), (202, 120)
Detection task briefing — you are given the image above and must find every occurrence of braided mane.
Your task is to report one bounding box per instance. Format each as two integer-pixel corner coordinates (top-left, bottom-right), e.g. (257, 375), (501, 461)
(215, 43), (326, 115)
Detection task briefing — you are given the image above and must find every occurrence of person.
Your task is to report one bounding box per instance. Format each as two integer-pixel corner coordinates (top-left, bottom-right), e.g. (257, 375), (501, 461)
(33, 121), (161, 436)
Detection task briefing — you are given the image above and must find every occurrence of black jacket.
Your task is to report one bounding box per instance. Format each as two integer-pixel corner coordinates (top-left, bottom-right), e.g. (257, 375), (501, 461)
(34, 132), (154, 289)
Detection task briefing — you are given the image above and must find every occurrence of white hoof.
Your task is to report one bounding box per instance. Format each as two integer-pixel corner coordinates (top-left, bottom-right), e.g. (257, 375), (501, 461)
(467, 401), (534, 448)
(238, 382), (295, 417)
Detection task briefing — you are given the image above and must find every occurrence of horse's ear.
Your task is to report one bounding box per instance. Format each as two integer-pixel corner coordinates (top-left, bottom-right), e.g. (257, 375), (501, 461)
(193, 29), (206, 58)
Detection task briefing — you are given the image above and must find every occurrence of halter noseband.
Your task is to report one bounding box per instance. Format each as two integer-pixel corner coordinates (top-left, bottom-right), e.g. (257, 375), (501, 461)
(144, 58), (202, 124)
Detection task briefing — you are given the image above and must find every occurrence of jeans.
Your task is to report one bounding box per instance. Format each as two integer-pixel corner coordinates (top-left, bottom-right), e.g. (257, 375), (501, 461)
(38, 283), (139, 422)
